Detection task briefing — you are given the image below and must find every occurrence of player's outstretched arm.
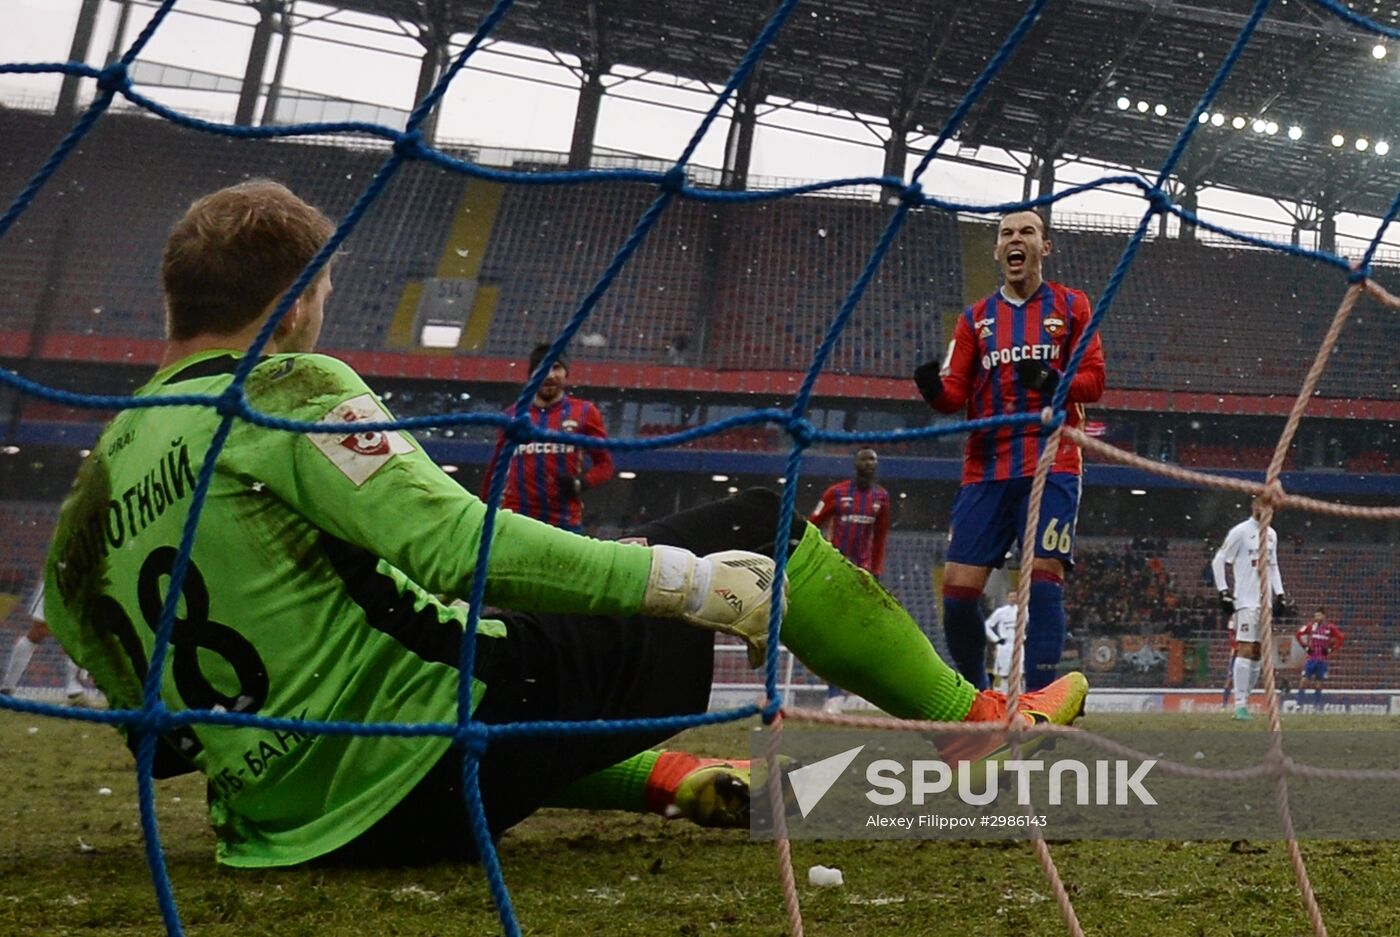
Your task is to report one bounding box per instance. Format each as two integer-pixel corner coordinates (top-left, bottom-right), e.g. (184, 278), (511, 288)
(808, 485), (836, 531)
(1210, 531), (1236, 598)
(245, 355), (780, 634)
(580, 401), (614, 489)
(1063, 289), (1106, 404)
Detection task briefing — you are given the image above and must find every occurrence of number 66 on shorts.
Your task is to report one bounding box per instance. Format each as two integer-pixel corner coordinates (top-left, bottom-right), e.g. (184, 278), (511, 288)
(945, 473), (1081, 569)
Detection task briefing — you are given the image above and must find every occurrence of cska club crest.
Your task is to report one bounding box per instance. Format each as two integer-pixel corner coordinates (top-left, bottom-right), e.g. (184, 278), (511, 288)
(562, 419), (579, 432)
(1043, 315), (1066, 338)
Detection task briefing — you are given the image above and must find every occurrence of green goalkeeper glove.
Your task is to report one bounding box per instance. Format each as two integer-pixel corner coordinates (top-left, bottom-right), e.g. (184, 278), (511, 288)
(641, 546), (786, 666)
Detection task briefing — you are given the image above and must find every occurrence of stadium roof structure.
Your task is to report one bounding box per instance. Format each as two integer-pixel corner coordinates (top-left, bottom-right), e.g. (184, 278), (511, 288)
(53, 0), (1400, 225)
(299, 0), (1400, 226)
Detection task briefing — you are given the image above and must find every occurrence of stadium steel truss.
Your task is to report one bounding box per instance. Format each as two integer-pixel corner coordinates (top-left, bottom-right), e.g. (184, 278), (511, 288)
(53, 0), (1400, 245)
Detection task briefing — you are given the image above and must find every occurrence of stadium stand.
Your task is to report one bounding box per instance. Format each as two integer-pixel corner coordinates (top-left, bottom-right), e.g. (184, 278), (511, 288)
(707, 200), (961, 376)
(4, 107), (1399, 399)
(879, 530), (945, 643)
(478, 181), (709, 363)
(1345, 450), (1396, 474)
(1175, 442), (1299, 471)
(0, 110), (459, 350)
(1051, 229), (1400, 399)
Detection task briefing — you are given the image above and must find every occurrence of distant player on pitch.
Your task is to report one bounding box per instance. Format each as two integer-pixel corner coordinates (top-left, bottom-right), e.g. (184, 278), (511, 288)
(983, 590), (1019, 692)
(1212, 498), (1287, 720)
(1294, 607), (1344, 707)
(914, 209), (1106, 690)
(0, 581), (87, 703)
(808, 447), (891, 712)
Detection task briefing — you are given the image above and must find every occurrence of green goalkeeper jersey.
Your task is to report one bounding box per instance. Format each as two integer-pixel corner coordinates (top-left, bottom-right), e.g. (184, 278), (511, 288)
(43, 349), (652, 867)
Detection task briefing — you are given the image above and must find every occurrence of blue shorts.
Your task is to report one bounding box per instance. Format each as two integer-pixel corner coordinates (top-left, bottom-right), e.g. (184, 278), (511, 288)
(1303, 659), (1328, 680)
(947, 473), (1082, 569)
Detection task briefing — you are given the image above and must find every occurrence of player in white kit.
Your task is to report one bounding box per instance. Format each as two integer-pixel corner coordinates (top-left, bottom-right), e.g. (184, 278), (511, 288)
(1, 582), (87, 702)
(984, 591), (1019, 692)
(1211, 499), (1286, 721)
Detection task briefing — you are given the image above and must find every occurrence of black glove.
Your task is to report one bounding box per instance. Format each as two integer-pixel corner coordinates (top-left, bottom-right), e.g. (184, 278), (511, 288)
(1015, 359), (1060, 395)
(1218, 589), (1235, 614)
(913, 360), (944, 406)
(1272, 595), (1291, 619)
(560, 475), (584, 500)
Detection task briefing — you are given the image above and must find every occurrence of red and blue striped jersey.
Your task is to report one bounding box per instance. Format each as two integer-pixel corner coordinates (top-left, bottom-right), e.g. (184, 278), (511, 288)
(931, 280), (1106, 485)
(1295, 620), (1344, 662)
(809, 480), (891, 575)
(484, 394), (613, 532)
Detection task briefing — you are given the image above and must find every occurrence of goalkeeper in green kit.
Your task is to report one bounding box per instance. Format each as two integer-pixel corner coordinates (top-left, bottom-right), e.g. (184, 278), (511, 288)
(41, 181), (1087, 869)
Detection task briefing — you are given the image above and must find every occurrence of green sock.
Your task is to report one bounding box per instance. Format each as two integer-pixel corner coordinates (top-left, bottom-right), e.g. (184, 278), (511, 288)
(781, 523), (978, 721)
(545, 750), (660, 812)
